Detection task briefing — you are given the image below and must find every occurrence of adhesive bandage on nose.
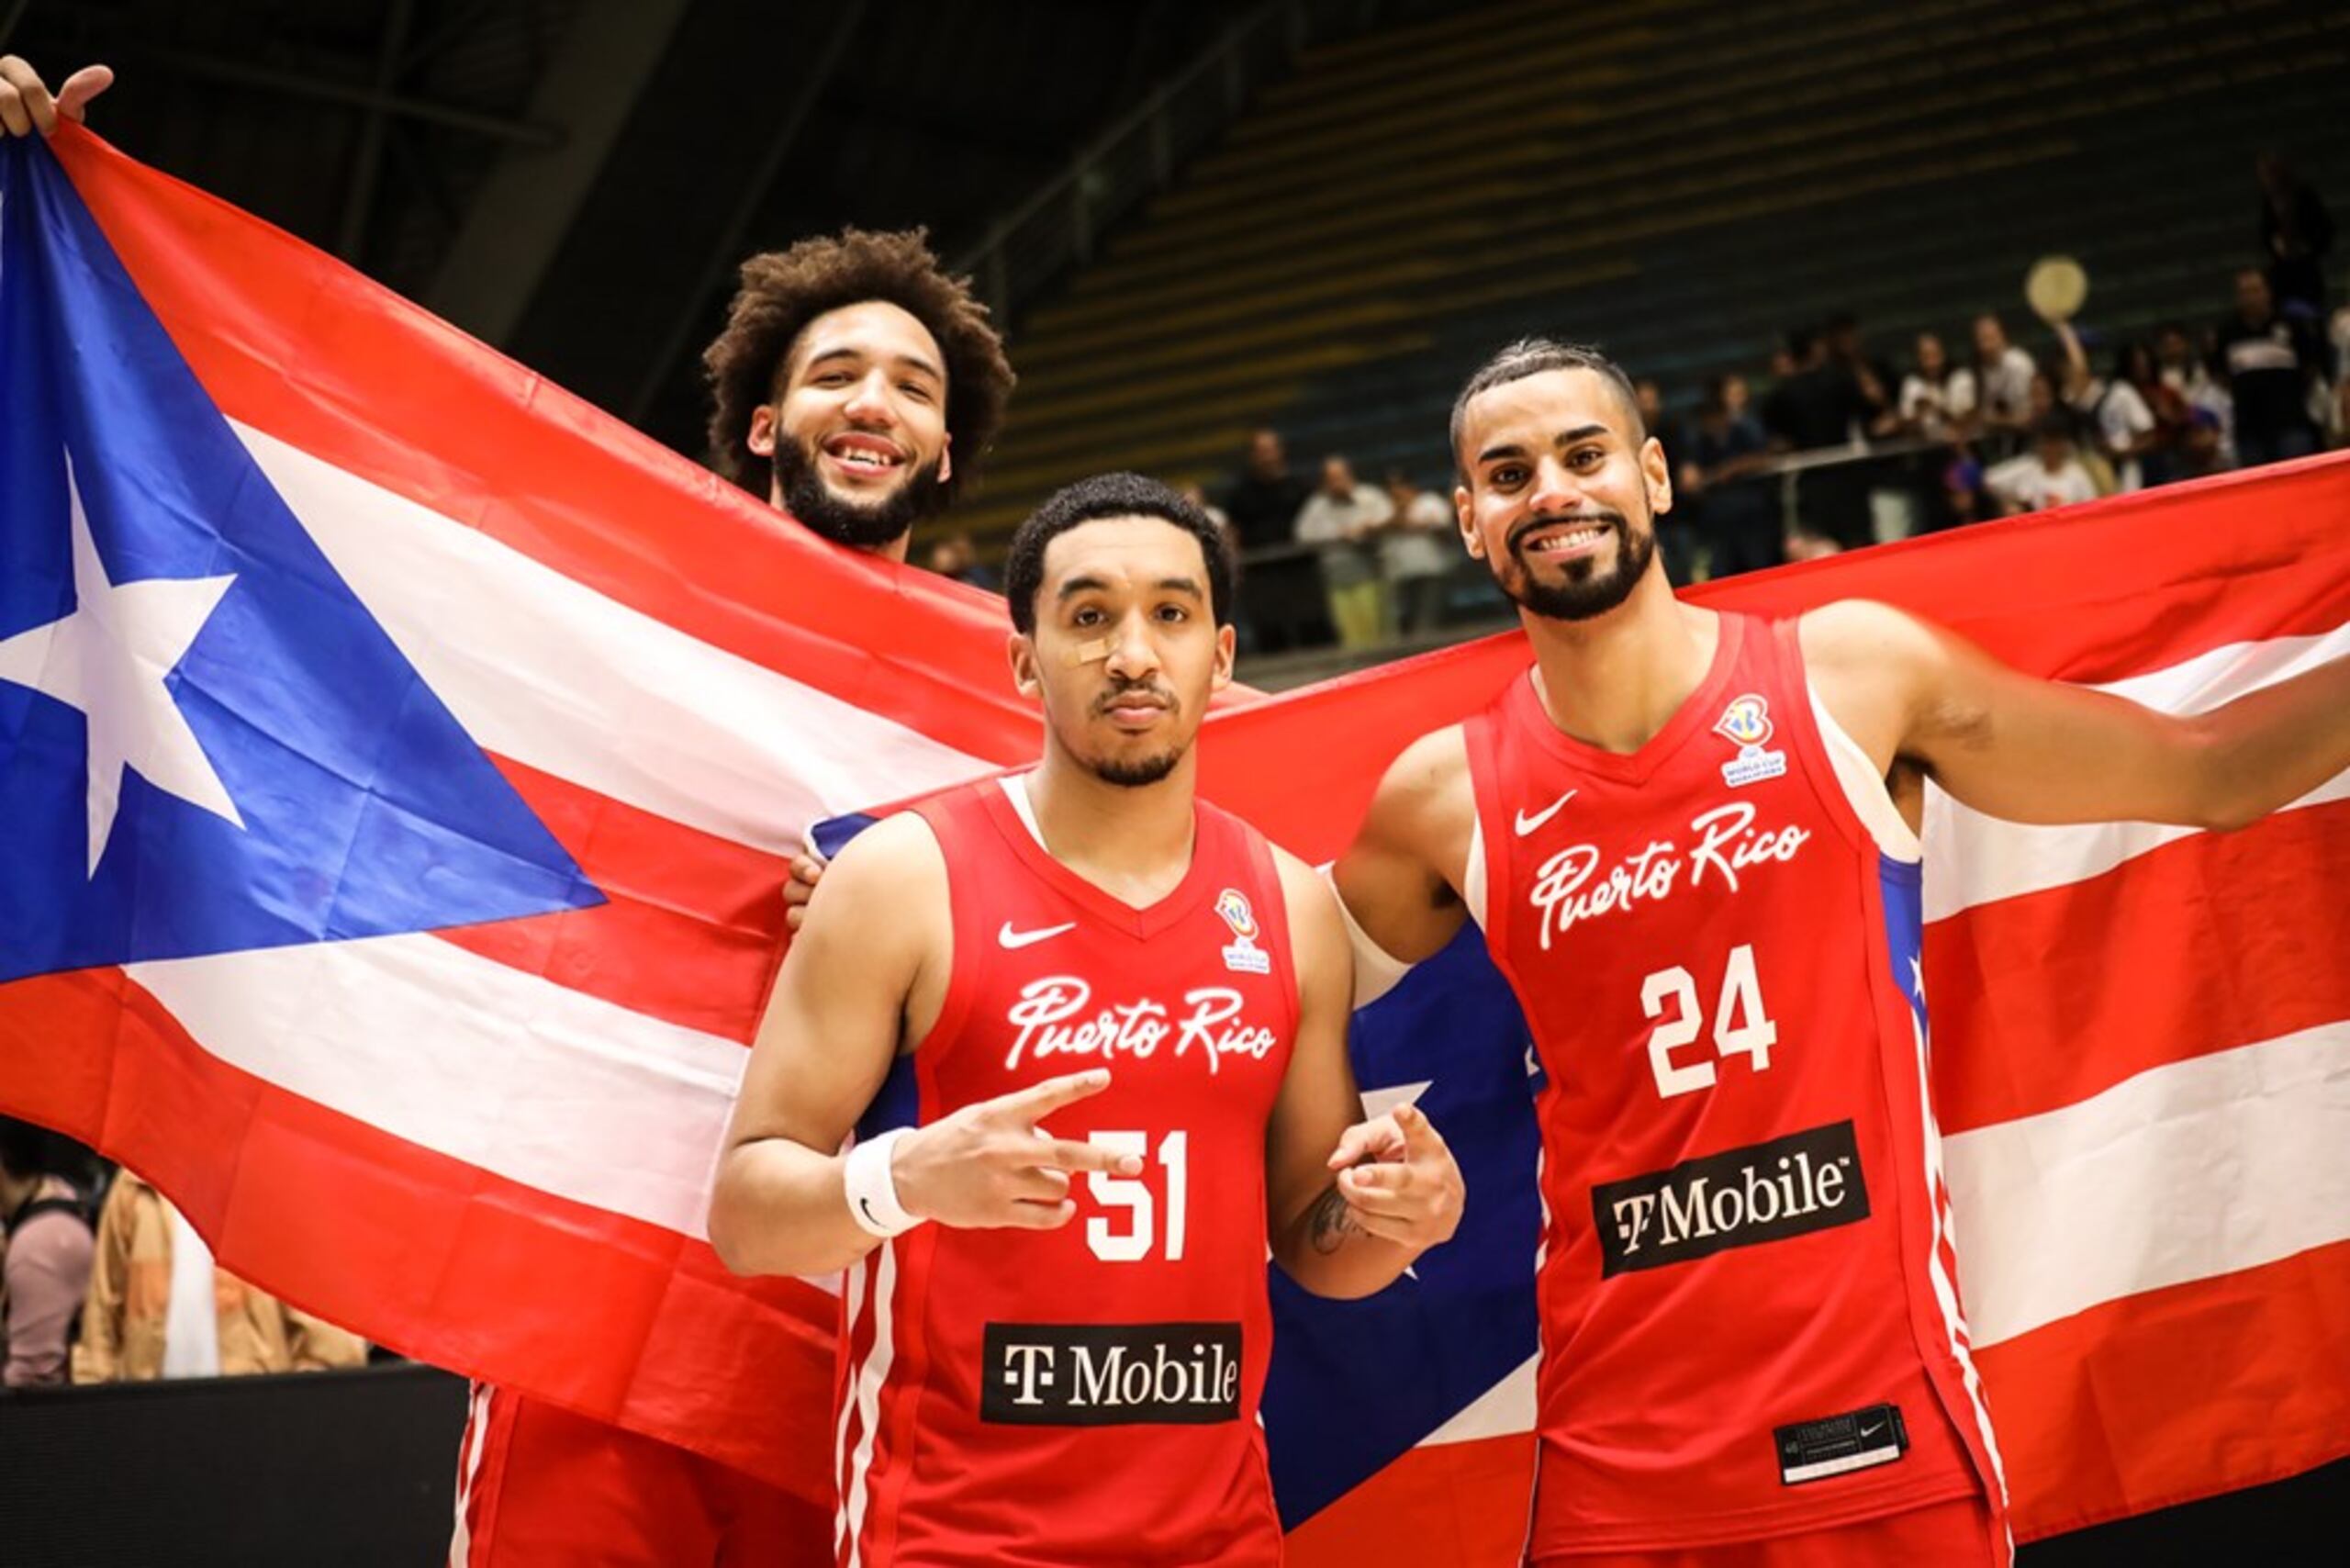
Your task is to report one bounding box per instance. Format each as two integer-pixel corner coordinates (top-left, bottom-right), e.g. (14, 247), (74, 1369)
(1064, 636), (1117, 666)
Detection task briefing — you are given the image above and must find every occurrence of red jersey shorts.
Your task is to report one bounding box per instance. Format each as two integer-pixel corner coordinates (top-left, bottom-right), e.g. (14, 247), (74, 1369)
(1534, 1496), (2007, 1568)
(449, 1383), (830, 1567)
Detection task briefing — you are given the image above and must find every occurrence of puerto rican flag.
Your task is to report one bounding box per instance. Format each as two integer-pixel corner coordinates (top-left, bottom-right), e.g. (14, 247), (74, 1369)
(3, 126), (2344, 1556)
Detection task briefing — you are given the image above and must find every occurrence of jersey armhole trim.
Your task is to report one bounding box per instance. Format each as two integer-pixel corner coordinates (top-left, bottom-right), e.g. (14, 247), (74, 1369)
(1807, 688), (1922, 863)
(1464, 815), (1489, 930)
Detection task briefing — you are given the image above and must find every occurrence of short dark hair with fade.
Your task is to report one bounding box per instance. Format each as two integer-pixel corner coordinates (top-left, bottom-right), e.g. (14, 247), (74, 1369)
(1003, 472), (1235, 636)
(1449, 337), (1645, 476)
(700, 228), (1015, 502)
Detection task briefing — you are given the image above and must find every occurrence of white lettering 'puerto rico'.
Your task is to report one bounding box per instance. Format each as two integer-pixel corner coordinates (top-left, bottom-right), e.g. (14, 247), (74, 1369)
(1000, 977), (1279, 1079)
(1528, 801), (1810, 950)
(998, 921), (1078, 950)
(1513, 790), (1577, 838)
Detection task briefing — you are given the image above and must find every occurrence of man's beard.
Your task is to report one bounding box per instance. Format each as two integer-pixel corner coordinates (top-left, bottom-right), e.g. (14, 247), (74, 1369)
(1500, 508), (1656, 622)
(770, 432), (948, 548)
(1091, 750), (1183, 788)
(1084, 679), (1185, 788)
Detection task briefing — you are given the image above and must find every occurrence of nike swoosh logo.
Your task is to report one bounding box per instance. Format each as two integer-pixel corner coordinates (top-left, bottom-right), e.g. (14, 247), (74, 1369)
(998, 920), (1078, 950)
(1859, 1421), (1886, 1439)
(1513, 790), (1577, 837)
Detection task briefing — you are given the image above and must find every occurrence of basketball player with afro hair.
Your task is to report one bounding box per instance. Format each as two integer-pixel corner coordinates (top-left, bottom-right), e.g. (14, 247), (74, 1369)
(453, 230), (1013, 1567)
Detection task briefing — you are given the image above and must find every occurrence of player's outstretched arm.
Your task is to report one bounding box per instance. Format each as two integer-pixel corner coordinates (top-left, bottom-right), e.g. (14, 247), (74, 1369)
(711, 813), (941, 1276)
(1265, 851), (1463, 1299)
(1331, 726), (1475, 1002)
(0, 59), (113, 138)
(1805, 600), (2350, 832)
(711, 814), (1139, 1277)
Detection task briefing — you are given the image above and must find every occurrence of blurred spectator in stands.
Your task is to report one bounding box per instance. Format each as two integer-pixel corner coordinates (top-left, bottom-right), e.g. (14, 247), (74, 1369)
(2257, 151), (2333, 319)
(2155, 321), (2234, 462)
(2217, 267), (2325, 466)
(1684, 373), (1781, 578)
(2042, 325), (2119, 494)
(73, 1170), (367, 1383)
(1985, 415), (2098, 514)
(1175, 481), (1232, 543)
(1293, 455), (1392, 650)
(1823, 312), (1896, 432)
(2095, 342), (2184, 490)
(2331, 286), (2350, 443)
(1959, 313), (2039, 440)
(1635, 378), (1699, 585)
(1222, 429), (1309, 551)
(1762, 327), (1872, 548)
(3, 1117), (95, 1388)
(2174, 408), (2230, 480)
(1897, 332), (1966, 442)
(1220, 429), (1323, 652)
(1378, 470), (1454, 635)
(1936, 452), (1992, 532)
(1762, 327), (1870, 451)
(923, 529), (998, 592)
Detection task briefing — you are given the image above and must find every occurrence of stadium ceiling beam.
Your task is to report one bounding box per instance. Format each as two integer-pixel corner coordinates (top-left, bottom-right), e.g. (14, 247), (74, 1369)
(120, 46), (564, 146)
(422, 0), (695, 347)
(334, 0), (416, 263)
(623, 0), (871, 425)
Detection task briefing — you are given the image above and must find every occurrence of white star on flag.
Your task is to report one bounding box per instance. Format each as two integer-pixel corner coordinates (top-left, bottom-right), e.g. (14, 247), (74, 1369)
(0, 451), (243, 876)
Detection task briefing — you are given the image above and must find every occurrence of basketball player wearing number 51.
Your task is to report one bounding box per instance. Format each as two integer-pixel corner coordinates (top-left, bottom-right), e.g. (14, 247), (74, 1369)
(1332, 339), (2350, 1567)
(712, 473), (1465, 1568)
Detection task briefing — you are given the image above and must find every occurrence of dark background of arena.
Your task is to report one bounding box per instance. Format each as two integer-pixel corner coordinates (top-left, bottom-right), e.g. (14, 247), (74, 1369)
(2, 0), (2344, 1561)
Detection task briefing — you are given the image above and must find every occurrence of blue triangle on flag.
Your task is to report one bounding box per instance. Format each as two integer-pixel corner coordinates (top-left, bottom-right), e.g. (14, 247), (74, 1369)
(0, 138), (601, 985)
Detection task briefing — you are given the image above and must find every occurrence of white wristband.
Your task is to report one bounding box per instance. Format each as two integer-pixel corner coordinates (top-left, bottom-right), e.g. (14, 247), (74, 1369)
(844, 1127), (923, 1238)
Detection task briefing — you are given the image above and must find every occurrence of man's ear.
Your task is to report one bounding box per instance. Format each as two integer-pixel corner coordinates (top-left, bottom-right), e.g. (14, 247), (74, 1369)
(1454, 484), (1487, 560)
(1641, 435), (1674, 517)
(1008, 630), (1041, 699)
(746, 406), (778, 458)
(1210, 622), (1237, 692)
(938, 431), (954, 487)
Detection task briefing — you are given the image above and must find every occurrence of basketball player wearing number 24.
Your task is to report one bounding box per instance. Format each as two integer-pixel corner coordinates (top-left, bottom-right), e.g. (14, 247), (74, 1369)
(1334, 341), (2350, 1567)
(712, 474), (1466, 1568)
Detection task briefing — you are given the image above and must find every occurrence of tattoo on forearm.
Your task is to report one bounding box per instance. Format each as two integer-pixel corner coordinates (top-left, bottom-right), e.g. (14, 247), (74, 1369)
(1308, 1184), (1361, 1254)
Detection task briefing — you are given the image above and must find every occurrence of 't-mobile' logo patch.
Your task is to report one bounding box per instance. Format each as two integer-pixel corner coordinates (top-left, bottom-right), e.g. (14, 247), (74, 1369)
(1593, 1121), (1869, 1277)
(981, 1322), (1243, 1425)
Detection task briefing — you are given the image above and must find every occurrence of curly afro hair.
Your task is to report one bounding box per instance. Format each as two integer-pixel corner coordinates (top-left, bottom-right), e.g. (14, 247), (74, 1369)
(700, 228), (1014, 502)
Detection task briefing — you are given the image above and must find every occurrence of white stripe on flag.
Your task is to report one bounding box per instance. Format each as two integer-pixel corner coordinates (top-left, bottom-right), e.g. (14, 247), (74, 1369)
(1944, 1021), (2350, 1348)
(1921, 627), (2350, 922)
(128, 933), (744, 1239)
(1423, 1354), (1536, 1445)
(235, 422), (999, 855)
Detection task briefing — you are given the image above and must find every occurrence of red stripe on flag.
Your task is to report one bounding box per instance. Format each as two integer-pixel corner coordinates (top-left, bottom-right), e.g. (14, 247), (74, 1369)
(0, 965), (834, 1500)
(48, 125), (1040, 767)
(1684, 455), (2350, 684)
(1283, 1433), (1534, 1566)
(1975, 1238), (2350, 1541)
(431, 757), (789, 1042)
(1929, 801), (2350, 1133)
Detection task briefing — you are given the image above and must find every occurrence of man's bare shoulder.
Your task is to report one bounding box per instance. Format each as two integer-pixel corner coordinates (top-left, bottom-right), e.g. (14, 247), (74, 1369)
(806, 810), (947, 919)
(1375, 722), (1472, 812)
(1797, 599), (1943, 673)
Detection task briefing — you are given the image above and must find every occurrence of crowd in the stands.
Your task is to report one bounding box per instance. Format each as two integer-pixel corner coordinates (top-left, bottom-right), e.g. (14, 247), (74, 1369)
(1193, 153), (2343, 655)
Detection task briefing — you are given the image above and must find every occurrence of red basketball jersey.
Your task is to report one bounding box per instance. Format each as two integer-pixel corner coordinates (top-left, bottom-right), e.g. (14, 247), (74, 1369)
(834, 777), (1297, 1568)
(1463, 613), (2007, 1555)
